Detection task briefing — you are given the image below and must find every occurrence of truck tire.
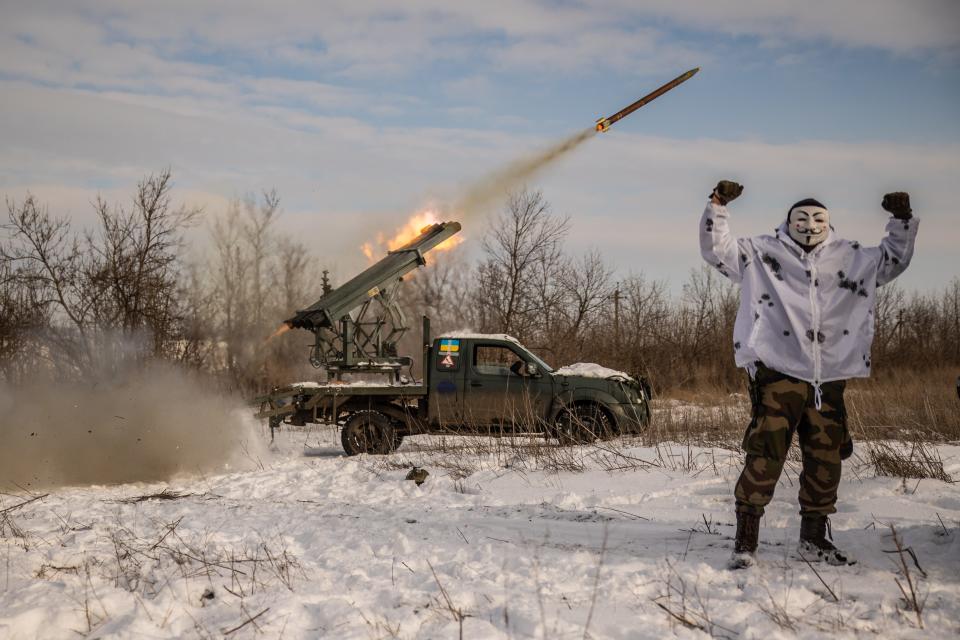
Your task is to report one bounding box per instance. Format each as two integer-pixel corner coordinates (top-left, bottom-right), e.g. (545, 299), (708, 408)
(555, 404), (612, 445)
(341, 411), (397, 455)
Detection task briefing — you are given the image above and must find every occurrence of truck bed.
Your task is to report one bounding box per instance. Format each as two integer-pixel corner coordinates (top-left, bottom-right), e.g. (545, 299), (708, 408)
(266, 380), (427, 397)
(253, 381), (427, 421)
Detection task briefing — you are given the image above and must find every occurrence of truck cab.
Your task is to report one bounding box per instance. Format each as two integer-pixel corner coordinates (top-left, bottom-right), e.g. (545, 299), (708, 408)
(427, 334), (650, 440)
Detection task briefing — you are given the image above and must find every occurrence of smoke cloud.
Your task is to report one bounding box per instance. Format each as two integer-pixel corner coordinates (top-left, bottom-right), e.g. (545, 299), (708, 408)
(0, 367), (269, 491)
(453, 127), (597, 219)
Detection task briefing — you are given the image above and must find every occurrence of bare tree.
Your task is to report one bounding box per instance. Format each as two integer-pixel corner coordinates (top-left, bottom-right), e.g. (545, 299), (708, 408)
(244, 190), (280, 328)
(1, 170), (201, 378)
(208, 192), (322, 391)
(0, 256), (50, 383)
(88, 169), (202, 364)
(475, 189), (569, 341)
(2, 194), (93, 372)
(555, 248), (614, 358)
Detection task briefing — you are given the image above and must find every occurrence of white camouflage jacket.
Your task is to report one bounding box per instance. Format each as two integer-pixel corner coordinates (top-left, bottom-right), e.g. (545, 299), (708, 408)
(699, 201), (919, 401)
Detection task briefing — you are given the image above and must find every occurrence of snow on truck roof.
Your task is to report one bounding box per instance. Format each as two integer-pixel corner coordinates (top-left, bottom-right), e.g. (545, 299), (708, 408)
(439, 332), (522, 345)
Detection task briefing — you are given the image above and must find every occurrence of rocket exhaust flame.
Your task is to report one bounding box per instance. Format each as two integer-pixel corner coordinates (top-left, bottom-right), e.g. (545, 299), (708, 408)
(361, 208), (463, 261)
(265, 322), (292, 343)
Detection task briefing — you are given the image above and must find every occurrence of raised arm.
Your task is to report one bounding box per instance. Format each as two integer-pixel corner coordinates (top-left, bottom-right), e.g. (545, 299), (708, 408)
(874, 192), (919, 286)
(700, 180), (748, 283)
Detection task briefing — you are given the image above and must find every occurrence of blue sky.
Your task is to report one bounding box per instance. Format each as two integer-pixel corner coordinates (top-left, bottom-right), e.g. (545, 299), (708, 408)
(1, 1), (958, 291)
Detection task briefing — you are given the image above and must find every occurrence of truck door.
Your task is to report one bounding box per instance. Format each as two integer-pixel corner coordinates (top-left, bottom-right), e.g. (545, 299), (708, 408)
(464, 342), (552, 430)
(429, 338), (465, 428)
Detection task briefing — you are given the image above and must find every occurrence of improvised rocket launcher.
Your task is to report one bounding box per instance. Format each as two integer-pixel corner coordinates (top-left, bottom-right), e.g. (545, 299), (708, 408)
(285, 221), (461, 380)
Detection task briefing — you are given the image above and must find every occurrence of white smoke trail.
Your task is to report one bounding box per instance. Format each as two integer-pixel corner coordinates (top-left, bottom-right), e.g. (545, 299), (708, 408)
(452, 127), (597, 219)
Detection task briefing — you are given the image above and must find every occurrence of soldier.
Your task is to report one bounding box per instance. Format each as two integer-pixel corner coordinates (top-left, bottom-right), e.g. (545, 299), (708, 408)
(700, 181), (919, 568)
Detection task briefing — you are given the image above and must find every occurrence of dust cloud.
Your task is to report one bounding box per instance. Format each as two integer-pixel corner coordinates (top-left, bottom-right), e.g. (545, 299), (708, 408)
(0, 367), (269, 491)
(452, 127), (597, 219)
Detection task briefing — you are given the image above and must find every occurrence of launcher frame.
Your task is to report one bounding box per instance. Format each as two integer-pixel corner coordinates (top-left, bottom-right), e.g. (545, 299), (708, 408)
(285, 221), (461, 381)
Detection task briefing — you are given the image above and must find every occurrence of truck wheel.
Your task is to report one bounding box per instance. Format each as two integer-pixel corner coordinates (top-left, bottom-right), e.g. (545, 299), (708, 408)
(341, 411), (396, 455)
(555, 405), (611, 445)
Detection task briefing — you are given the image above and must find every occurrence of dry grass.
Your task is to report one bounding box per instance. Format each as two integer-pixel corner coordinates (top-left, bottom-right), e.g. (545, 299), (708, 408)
(845, 367), (960, 441)
(864, 441), (951, 482)
(655, 368), (959, 444)
(885, 524), (928, 629)
(648, 397), (747, 447)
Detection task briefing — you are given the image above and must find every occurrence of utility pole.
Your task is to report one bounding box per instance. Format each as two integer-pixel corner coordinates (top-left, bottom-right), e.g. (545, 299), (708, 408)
(613, 284), (621, 344)
(897, 308), (903, 348)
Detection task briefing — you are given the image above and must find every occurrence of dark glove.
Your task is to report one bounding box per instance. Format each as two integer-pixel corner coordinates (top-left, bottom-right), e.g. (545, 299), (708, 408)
(711, 180), (743, 206)
(882, 192), (912, 220)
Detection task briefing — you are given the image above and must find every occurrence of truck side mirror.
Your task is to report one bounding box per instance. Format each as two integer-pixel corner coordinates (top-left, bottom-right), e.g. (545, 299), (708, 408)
(526, 362), (539, 377)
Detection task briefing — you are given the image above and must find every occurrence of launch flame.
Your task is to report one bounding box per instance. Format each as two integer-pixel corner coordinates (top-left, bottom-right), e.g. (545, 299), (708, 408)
(265, 322), (292, 343)
(361, 208), (463, 261)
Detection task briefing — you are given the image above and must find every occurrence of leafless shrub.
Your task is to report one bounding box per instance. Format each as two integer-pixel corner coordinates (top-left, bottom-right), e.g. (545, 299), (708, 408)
(428, 559), (471, 639)
(884, 524), (927, 629)
(651, 559), (734, 638)
(756, 575), (798, 632)
(115, 488), (196, 504)
(70, 515), (305, 606)
(681, 514), (721, 536)
(73, 556), (110, 635)
(222, 606), (271, 636)
(796, 552), (840, 603)
(354, 607), (404, 640)
(0, 493), (47, 549)
(865, 440), (952, 482)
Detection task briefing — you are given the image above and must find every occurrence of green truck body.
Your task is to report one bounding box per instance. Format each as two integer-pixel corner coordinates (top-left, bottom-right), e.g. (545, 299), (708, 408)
(255, 334), (651, 455)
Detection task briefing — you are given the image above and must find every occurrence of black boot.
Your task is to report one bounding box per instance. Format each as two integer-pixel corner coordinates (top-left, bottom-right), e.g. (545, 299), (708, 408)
(728, 511), (760, 569)
(798, 514), (855, 565)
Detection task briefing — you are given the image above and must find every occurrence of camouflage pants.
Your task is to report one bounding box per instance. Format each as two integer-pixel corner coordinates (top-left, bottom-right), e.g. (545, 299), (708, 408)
(734, 363), (852, 517)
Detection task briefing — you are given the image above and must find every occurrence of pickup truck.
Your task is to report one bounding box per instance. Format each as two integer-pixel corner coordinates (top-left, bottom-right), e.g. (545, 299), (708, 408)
(255, 333), (652, 455)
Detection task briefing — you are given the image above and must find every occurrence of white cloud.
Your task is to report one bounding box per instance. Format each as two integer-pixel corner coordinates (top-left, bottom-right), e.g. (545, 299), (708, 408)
(600, 0), (960, 54)
(5, 1), (953, 100)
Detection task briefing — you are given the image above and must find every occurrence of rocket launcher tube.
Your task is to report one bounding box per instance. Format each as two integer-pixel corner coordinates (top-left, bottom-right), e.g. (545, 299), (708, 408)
(286, 221), (462, 331)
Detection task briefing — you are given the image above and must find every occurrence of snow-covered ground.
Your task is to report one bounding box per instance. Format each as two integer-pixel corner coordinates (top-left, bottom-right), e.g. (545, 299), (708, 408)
(1, 421), (958, 639)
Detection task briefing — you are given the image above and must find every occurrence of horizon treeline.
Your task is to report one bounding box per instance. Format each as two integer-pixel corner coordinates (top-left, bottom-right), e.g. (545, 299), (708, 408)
(2, 172), (958, 394)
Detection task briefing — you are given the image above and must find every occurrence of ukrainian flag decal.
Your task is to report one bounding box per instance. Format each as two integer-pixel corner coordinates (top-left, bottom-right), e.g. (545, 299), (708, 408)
(439, 339), (460, 353)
